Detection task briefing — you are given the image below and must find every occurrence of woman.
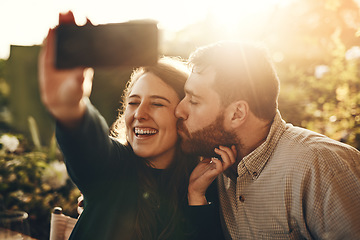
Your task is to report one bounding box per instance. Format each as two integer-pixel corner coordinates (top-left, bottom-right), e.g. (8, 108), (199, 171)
(39, 12), (234, 240)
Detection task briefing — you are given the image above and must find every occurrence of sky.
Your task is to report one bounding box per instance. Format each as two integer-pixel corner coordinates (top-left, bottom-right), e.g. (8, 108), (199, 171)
(0, 0), (293, 59)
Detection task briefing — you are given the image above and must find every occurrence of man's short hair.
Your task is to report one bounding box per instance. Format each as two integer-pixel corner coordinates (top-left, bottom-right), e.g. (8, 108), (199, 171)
(189, 41), (280, 121)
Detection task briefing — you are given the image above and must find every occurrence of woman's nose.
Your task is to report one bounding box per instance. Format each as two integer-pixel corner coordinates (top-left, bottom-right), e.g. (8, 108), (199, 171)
(134, 103), (149, 120)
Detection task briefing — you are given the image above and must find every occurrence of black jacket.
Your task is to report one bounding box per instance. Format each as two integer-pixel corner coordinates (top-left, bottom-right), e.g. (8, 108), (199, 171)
(56, 102), (224, 240)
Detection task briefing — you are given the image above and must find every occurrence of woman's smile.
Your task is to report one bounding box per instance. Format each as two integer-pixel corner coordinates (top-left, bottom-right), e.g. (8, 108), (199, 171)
(134, 127), (158, 138)
(124, 72), (180, 168)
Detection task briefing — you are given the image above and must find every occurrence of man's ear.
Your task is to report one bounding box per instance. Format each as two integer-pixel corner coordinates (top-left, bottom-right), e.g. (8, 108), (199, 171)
(227, 100), (249, 128)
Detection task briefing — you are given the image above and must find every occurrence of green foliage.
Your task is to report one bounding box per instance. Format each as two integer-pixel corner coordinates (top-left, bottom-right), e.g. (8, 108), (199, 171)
(0, 131), (80, 240)
(0, 59), (10, 115)
(279, 30), (360, 149)
(0, 46), (79, 240)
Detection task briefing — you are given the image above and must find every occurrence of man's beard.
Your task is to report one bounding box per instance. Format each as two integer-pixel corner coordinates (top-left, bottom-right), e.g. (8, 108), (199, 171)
(177, 113), (238, 158)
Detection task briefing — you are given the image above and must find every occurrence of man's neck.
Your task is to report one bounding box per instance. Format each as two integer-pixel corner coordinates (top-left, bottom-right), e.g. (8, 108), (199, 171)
(236, 117), (272, 163)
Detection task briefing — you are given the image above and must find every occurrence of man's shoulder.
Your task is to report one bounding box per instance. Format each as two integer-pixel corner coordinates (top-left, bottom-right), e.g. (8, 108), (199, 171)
(274, 124), (360, 173)
(281, 123), (356, 151)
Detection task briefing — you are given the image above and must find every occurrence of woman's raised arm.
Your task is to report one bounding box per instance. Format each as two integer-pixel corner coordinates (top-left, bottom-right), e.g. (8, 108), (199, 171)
(38, 11), (93, 129)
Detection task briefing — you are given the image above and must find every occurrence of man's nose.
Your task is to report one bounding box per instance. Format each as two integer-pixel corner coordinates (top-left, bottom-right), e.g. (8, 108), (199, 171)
(134, 103), (149, 120)
(175, 99), (188, 120)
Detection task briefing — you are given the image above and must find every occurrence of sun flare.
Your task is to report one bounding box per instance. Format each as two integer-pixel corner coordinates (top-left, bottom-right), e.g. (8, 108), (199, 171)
(204, 0), (295, 39)
(1, 0), (295, 59)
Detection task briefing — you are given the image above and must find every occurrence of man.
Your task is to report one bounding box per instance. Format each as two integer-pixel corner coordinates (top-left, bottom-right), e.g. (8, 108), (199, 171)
(176, 41), (360, 239)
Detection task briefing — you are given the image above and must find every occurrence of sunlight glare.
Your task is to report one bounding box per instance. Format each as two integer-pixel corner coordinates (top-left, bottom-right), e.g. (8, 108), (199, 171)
(207, 0), (295, 40)
(1, 0), (295, 59)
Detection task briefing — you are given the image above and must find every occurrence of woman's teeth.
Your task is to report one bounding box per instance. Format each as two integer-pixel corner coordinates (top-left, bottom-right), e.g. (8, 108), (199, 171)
(134, 128), (158, 136)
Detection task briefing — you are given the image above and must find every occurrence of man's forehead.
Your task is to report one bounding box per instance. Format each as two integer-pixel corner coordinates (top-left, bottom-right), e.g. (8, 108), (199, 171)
(191, 65), (215, 75)
(188, 66), (216, 84)
(185, 67), (217, 97)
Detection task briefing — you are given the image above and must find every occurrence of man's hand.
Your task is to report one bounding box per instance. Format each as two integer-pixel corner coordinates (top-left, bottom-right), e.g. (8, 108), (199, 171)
(188, 145), (236, 205)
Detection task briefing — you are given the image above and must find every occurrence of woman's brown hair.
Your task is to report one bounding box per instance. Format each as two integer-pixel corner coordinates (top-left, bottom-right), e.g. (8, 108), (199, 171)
(110, 57), (197, 239)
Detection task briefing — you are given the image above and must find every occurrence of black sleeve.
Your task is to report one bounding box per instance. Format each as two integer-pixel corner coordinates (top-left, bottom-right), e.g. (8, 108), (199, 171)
(185, 181), (225, 240)
(55, 99), (132, 193)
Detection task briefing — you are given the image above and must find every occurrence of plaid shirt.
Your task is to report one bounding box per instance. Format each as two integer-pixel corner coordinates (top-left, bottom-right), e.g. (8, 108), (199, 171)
(218, 111), (360, 239)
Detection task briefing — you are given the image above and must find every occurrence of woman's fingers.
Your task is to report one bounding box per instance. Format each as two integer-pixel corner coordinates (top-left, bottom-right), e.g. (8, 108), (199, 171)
(188, 146), (238, 206)
(83, 68), (94, 97)
(214, 145), (237, 170)
(192, 158), (214, 177)
(41, 28), (54, 69)
(86, 17), (94, 26)
(208, 157), (223, 173)
(193, 145), (237, 180)
(196, 145), (237, 178)
(59, 11), (76, 25)
(38, 29), (54, 99)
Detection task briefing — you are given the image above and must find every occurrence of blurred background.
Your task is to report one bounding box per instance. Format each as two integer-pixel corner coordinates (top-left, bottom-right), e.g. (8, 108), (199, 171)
(1, 0), (360, 239)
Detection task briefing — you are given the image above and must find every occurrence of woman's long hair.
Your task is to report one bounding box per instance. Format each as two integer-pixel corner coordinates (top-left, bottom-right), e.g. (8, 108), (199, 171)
(110, 57), (198, 239)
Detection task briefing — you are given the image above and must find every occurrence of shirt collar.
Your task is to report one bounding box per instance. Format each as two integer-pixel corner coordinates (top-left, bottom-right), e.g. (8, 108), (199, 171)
(238, 110), (286, 179)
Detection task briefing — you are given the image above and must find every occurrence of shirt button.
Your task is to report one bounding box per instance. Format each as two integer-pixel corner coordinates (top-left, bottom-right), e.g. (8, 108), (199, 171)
(253, 172), (258, 177)
(239, 195), (245, 202)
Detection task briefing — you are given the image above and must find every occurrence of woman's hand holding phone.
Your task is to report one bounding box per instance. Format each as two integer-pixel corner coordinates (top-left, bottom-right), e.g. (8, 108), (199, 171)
(38, 11), (93, 129)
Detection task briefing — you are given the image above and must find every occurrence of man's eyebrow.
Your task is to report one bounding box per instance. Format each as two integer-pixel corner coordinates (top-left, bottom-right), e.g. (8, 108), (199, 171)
(128, 94), (171, 103)
(184, 88), (202, 99)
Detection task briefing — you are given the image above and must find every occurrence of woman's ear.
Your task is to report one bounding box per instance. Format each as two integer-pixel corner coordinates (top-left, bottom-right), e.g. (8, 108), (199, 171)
(228, 100), (249, 128)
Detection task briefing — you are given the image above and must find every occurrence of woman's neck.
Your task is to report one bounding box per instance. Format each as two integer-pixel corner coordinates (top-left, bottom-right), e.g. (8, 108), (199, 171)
(146, 148), (176, 169)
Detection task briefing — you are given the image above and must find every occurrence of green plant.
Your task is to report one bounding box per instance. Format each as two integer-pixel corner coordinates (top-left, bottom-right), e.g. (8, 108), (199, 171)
(278, 32), (360, 150)
(0, 118), (80, 240)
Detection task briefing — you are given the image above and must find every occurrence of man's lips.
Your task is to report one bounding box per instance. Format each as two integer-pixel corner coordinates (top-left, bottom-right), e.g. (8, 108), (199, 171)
(177, 129), (186, 137)
(176, 121), (190, 138)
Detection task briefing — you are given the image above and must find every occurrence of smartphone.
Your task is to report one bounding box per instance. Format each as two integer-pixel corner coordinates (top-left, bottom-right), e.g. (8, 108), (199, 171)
(55, 21), (158, 69)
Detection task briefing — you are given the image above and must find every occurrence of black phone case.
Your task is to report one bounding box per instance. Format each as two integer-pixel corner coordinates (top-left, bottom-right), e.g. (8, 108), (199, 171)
(55, 21), (158, 69)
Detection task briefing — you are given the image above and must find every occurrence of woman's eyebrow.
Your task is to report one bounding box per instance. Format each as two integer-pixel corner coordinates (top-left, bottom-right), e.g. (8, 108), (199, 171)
(128, 94), (171, 103)
(128, 94), (140, 99)
(150, 95), (171, 103)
